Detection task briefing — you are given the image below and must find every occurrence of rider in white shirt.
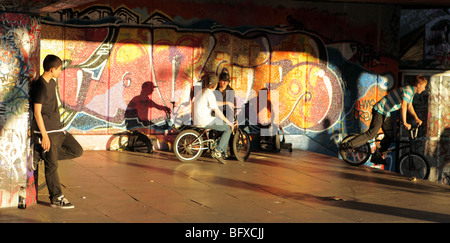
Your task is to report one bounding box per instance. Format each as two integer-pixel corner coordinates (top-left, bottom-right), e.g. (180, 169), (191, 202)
(193, 74), (234, 163)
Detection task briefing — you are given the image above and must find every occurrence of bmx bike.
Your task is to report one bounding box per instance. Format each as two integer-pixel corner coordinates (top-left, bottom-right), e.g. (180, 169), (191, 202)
(339, 126), (430, 179)
(173, 122), (251, 163)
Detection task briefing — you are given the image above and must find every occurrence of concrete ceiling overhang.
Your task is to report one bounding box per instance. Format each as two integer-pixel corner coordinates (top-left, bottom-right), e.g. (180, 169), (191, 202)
(0, 0), (449, 15)
(0, 0), (98, 14)
(323, 0), (450, 7)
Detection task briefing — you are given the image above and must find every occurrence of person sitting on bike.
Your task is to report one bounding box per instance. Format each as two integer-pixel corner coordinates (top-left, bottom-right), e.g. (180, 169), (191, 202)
(340, 75), (428, 164)
(193, 74), (235, 163)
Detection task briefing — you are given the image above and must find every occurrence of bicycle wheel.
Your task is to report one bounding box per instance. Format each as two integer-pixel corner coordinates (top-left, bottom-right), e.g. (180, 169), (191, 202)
(339, 134), (371, 166)
(398, 152), (430, 180)
(117, 133), (129, 150)
(119, 132), (153, 154)
(174, 129), (204, 162)
(132, 132), (153, 153)
(232, 129), (251, 162)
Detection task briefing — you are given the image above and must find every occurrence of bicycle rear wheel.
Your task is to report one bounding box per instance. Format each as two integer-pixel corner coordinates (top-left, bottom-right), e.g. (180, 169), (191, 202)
(119, 132), (153, 154)
(397, 152), (430, 179)
(339, 134), (371, 166)
(174, 129), (203, 162)
(232, 129), (251, 162)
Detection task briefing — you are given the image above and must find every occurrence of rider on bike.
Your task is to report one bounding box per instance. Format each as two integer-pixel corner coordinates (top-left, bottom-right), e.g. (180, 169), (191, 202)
(193, 74), (235, 164)
(340, 75), (428, 164)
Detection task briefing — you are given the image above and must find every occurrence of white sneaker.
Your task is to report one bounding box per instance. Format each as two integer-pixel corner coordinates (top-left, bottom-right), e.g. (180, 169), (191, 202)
(51, 195), (75, 209)
(212, 149), (226, 164)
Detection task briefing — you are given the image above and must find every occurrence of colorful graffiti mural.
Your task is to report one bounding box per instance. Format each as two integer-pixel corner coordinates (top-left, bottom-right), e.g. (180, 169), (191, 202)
(0, 12), (40, 207)
(39, 1), (399, 164)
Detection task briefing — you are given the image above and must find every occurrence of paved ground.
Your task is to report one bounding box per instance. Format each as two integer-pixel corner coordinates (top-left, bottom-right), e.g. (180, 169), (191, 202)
(1, 149), (450, 223)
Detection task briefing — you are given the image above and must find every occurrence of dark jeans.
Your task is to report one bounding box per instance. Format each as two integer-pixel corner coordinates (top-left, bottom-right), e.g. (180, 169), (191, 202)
(347, 108), (394, 153)
(39, 132), (83, 200)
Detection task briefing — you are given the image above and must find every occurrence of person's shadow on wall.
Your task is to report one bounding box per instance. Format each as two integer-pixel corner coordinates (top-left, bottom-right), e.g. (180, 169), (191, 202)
(124, 81), (170, 131)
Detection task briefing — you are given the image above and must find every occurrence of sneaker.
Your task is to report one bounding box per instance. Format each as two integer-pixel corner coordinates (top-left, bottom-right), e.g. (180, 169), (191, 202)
(212, 148), (227, 164)
(51, 195), (75, 209)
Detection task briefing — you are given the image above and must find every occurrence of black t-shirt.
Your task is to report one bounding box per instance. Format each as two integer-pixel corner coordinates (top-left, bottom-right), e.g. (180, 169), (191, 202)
(30, 76), (63, 132)
(215, 85), (236, 117)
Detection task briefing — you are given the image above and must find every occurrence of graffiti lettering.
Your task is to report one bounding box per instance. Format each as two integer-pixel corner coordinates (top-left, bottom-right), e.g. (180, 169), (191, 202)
(354, 99), (376, 121)
(0, 12), (39, 207)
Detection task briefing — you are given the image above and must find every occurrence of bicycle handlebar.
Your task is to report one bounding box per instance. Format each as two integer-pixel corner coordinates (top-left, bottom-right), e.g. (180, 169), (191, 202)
(405, 124), (420, 139)
(410, 127), (419, 139)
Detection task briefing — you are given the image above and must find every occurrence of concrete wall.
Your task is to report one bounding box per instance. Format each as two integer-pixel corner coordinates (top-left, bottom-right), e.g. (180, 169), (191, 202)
(425, 72), (450, 184)
(40, 0), (399, 168)
(0, 12), (40, 208)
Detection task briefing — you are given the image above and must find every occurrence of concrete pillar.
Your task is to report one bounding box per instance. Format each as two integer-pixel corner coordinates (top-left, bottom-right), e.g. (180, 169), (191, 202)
(0, 12), (40, 208)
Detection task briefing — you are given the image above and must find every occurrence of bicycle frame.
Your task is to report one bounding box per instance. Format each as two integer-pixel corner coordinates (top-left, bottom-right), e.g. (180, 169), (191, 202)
(180, 105), (243, 149)
(178, 126), (220, 151)
(339, 126), (429, 178)
(375, 127), (419, 155)
(342, 127), (420, 164)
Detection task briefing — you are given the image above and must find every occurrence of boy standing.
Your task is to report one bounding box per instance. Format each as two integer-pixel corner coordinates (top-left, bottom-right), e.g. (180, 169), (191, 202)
(31, 55), (83, 209)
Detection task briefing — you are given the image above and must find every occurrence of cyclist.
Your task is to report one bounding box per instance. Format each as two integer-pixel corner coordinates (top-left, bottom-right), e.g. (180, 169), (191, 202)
(340, 75), (428, 164)
(193, 74), (235, 164)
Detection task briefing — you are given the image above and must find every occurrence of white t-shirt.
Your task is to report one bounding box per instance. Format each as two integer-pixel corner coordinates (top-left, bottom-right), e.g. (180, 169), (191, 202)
(193, 88), (218, 126)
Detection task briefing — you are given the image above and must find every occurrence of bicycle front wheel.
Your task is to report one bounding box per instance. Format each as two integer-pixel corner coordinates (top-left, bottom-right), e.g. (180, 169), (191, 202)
(232, 129), (251, 162)
(174, 129), (203, 162)
(339, 134), (371, 166)
(397, 152), (430, 180)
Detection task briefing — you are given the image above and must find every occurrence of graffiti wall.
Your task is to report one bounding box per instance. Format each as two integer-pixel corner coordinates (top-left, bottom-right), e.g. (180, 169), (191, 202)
(425, 72), (450, 184)
(400, 8), (450, 69)
(0, 12), (40, 207)
(41, 0), (399, 167)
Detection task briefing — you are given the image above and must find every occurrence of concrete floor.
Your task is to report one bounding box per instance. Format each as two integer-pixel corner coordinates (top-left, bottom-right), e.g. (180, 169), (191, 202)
(1, 149), (450, 223)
